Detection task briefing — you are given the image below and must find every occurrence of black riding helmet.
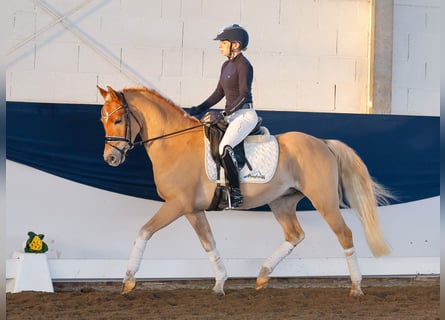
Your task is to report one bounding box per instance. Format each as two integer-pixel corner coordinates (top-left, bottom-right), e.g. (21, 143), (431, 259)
(213, 24), (249, 50)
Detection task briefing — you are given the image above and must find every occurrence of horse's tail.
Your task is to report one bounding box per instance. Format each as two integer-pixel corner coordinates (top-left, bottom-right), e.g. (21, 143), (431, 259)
(325, 139), (393, 257)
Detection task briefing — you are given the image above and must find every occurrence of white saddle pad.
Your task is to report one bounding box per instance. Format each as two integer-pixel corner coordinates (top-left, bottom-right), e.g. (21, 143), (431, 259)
(204, 127), (279, 184)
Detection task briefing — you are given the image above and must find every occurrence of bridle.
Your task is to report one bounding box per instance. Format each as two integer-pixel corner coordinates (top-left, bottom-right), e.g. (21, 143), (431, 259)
(101, 92), (204, 158)
(101, 92), (142, 158)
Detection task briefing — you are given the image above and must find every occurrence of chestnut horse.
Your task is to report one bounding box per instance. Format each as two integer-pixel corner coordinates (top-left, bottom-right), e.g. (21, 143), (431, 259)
(98, 85), (392, 297)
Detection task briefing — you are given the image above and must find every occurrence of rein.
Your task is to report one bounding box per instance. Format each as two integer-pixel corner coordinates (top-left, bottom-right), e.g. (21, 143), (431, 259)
(133, 124), (204, 146)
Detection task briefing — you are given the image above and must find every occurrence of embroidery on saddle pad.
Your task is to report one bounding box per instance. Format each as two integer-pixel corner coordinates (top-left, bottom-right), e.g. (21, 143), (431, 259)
(204, 127), (279, 184)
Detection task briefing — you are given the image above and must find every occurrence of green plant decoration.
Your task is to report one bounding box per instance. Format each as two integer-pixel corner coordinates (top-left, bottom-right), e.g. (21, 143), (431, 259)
(24, 231), (48, 253)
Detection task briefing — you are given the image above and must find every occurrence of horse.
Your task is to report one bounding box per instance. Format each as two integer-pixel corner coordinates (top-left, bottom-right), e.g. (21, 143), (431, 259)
(97, 85), (392, 297)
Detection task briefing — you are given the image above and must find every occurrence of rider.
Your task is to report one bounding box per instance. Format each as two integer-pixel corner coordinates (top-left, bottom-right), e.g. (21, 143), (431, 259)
(189, 24), (258, 208)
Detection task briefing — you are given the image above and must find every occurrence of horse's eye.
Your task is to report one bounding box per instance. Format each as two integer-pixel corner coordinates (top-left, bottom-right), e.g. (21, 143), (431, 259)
(114, 118), (122, 125)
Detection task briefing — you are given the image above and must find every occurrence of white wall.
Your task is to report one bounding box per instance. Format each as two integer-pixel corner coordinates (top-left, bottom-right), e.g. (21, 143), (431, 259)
(391, 0), (440, 115)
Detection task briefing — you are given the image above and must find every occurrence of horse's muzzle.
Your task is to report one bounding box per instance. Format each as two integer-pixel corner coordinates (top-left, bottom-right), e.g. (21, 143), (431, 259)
(104, 150), (126, 167)
(103, 140), (130, 166)
(105, 154), (119, 167)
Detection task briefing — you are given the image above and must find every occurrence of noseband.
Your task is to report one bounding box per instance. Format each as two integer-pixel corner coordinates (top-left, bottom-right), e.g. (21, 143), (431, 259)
(101, 92), (141, 157)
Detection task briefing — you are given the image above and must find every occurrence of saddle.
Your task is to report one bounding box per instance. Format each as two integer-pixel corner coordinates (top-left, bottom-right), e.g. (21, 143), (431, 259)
(200, 111), (263, 170)
(200, 111), (265, 211)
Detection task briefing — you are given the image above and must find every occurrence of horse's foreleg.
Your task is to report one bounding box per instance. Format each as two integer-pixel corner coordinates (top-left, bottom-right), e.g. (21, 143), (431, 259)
(122, 237), (148, 293)
(206, 249), (227, 296)
(122, 201), (184, 294)
(185, 211), (227, 296)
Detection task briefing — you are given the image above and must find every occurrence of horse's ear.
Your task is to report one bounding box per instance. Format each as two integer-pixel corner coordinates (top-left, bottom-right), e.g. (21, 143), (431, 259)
(106, 86), (121, 102)
(97, 85), (108, 100)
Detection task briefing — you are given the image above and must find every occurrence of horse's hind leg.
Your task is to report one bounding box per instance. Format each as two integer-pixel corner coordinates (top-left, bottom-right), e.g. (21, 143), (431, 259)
(318, 206), (363, 296)
(185, 211), (227, 296)
(320, 208), (364, 296)
(257, 195), (305, 290)
(307, 189), (364, 296)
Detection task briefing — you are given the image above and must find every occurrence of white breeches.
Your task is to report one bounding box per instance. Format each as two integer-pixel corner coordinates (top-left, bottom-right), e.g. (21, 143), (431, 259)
(219, 108), (258, 155)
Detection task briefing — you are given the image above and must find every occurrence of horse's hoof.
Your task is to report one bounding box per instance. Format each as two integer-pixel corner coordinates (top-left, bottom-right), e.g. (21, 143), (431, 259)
(256, 267), (270, 290)
(212, 280), (226, 296)
(255, 277), (269, 291)
(121, 280), (136, 294)
(213, 288), (225, 296)
(349, 287), (364, 297)
(348, 281), (364, 297)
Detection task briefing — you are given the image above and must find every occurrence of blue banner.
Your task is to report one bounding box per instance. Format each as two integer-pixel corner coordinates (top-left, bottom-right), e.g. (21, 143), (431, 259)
(6, 102), (439, 210)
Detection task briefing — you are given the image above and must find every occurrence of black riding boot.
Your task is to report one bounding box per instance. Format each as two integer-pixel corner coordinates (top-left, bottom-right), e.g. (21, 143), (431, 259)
(221, 145), (243, 208)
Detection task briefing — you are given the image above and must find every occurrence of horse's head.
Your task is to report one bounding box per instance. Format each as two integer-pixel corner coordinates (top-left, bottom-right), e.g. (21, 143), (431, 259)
(97, 85), (141, 167)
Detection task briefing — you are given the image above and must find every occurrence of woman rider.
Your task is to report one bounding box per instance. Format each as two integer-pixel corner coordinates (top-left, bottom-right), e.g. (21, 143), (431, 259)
(189, 24), (258, 208)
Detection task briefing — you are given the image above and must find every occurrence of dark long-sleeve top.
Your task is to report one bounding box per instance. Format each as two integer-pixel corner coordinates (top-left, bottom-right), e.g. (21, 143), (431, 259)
(196, 53), (253, 116)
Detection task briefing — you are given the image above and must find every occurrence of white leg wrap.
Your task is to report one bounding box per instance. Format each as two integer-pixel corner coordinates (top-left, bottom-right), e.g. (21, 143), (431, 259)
(344, 247), (362, 283)
(207, 249), (227, 281)
(263, 241), (295, 272)
(127, 238), (148, 274)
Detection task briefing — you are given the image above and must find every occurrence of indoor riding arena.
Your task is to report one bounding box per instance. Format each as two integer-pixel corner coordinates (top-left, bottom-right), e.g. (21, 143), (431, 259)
(5, 0), (439, 319)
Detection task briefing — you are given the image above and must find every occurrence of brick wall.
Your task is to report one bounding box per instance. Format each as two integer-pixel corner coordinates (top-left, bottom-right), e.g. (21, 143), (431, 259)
(6, 0), (439, 115)
(391, 0), (440, 115)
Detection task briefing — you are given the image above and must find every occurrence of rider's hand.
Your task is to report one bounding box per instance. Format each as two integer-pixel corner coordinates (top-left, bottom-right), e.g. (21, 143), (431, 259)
(200, 111), (224, 125)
